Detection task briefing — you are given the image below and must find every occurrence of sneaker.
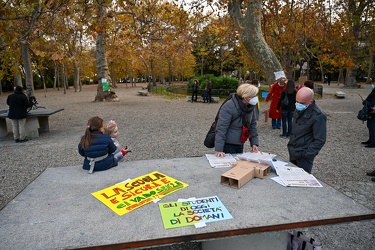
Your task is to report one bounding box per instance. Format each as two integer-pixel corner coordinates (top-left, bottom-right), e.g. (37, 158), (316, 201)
(18, 139), (29, 143)
(15, 139), (20, 143)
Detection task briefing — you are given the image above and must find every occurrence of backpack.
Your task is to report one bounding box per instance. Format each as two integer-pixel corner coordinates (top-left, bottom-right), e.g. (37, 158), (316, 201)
(357, 105), (369, 122)
(203, 94), (234, 148)
(280, 91), (289, 106)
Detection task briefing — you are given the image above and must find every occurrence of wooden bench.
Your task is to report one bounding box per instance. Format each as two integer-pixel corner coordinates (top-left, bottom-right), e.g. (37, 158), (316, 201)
(335, 91), (346, 98)
(186, 96), (220, 103)
(138, 91), (149, 96)
(0, 108), (64, 138)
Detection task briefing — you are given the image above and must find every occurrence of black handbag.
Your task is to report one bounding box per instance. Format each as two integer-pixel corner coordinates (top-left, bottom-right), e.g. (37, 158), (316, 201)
(204, 122), (216, 148)
(203, 94), (234, 148)
(357, 105), (368, 121)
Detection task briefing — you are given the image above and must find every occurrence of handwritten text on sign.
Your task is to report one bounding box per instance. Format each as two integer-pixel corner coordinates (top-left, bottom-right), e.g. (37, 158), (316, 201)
(92, 171), (188, 216)
(159, 196), (233, 229)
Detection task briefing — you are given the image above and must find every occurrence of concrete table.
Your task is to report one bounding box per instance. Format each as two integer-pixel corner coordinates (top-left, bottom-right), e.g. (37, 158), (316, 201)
(0, 108), (64, 137)
(0, 156), (373, 249)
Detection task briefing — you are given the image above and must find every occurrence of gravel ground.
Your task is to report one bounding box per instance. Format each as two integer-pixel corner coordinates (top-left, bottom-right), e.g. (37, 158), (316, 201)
(0, 83), (374, 250)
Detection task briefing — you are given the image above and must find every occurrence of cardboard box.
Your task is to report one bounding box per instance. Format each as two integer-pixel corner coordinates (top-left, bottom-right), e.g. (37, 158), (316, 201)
(234, 160), (271, 179)
(221, 164), (254, 189)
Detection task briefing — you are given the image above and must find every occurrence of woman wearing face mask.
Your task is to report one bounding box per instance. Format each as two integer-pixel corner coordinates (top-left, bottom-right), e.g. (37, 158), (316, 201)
(215, 84), (259, 157)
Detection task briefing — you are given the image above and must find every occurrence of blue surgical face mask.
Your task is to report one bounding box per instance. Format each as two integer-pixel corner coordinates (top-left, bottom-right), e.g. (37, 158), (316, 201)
(295, 102), (307, 111)
(249, 96), (258, 105)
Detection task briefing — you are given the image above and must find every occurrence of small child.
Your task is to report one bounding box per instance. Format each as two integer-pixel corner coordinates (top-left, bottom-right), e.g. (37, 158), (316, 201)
(105, 120), (129, 162)
(78, 116), (129, 174)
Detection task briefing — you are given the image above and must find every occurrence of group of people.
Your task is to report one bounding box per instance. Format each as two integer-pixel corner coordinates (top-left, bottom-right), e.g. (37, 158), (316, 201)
(191, 79), (212, 103)
(6, 79), (374, 179)
(213, 79), (327, 174)
(265, 78), (316, 137)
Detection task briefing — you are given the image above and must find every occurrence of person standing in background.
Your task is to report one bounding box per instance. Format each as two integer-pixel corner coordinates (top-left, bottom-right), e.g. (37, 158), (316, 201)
(265, 77), (286, 129)
(205, 79), (212, 103)
(277, 80), (297, 137)
(6, 86), (34, 143)
(361, 82), (375, 148)
(191, 79), (199, 102)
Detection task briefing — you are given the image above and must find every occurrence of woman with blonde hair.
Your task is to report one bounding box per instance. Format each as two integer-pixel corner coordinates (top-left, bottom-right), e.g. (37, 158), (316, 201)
(215, 83), (259, 157)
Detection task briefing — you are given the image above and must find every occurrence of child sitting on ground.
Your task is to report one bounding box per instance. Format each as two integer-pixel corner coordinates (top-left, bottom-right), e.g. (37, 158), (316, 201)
(104, 119), (129, 162)
(78, 116), (129, 174)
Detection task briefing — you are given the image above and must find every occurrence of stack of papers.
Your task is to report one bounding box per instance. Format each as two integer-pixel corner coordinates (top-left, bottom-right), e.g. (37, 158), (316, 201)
(205, 154), (236, 168)
(272, 165), (322, 187)
(237, 152), (276, 166)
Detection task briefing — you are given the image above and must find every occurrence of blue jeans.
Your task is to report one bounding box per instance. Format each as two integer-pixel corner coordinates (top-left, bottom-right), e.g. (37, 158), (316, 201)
(223, 143), (244, 154)
(272, 119), (281, 129)
(281, 110), (294, 136)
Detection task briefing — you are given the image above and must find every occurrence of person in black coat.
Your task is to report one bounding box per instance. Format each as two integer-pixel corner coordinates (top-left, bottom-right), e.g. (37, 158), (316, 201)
(191, 79), (199, 102)
(361, 83), (375, 148)
(6, 86), (33, 143)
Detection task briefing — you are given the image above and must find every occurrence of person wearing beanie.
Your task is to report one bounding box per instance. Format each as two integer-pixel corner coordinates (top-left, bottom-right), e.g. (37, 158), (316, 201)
(6, 86), (33, 143)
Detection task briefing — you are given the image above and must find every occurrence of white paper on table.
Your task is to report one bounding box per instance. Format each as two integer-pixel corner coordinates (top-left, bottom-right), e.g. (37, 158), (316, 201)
(237, 151), (276, 164)
(271, 176), (287, 187)
(205, 154), (236, 168)
(276, 166), (323, 187)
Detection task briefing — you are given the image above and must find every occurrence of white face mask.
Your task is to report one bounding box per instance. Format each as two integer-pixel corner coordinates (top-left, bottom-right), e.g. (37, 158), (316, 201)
(249, 96), (258, 105)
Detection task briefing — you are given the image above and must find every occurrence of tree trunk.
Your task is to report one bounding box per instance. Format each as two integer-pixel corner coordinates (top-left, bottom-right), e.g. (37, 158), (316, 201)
(94, 3), (118, 102)
(20, 40), (34, 97)
(367, 48), (373, 84)
(228, 0), (283, 85)
(73, 61), (80, 92)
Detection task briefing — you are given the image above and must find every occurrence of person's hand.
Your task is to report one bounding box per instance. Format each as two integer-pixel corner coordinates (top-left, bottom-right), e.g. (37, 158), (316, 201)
(250, 145), (259, 153)
(216, 152), (225, 157)
(121, 146), (131, 156)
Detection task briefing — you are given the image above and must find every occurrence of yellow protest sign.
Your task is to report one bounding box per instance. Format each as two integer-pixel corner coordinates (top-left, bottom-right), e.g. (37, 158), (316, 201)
(92, 171), (188, 216)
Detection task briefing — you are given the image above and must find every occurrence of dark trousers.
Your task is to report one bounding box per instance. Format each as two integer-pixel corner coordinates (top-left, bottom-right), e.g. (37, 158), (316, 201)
(367, 118), (375, 144)
(290, 158), (314, 174)
(223, 143), (243, 154)
(191, 91), (198, 102)
(281, 110), (294, 136)
(206, 91), (212, 103)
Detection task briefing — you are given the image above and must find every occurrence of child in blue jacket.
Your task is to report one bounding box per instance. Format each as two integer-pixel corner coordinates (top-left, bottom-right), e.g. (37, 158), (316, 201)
(78, 116), (129, 173)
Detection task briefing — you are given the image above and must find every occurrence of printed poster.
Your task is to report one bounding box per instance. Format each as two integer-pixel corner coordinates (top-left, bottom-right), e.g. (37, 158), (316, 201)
(92, 171), (188, 216)
(158, 196), (233, 229)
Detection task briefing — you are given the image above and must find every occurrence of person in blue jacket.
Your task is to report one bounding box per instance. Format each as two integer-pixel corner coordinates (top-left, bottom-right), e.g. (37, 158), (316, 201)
(78, 116), (130, 173)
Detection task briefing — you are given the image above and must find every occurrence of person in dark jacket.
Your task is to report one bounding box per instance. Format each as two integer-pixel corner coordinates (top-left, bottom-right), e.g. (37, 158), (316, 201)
(215, 84), (259, 156)
(287, 87), (326, 173)
(277, 80), (297, 137)
(205, 79), (212, 103)
(6, 86), (33, 143)
(78, 116), (130, 173)
(191, 79), (199, 102)
(361, 82), (375, 148)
